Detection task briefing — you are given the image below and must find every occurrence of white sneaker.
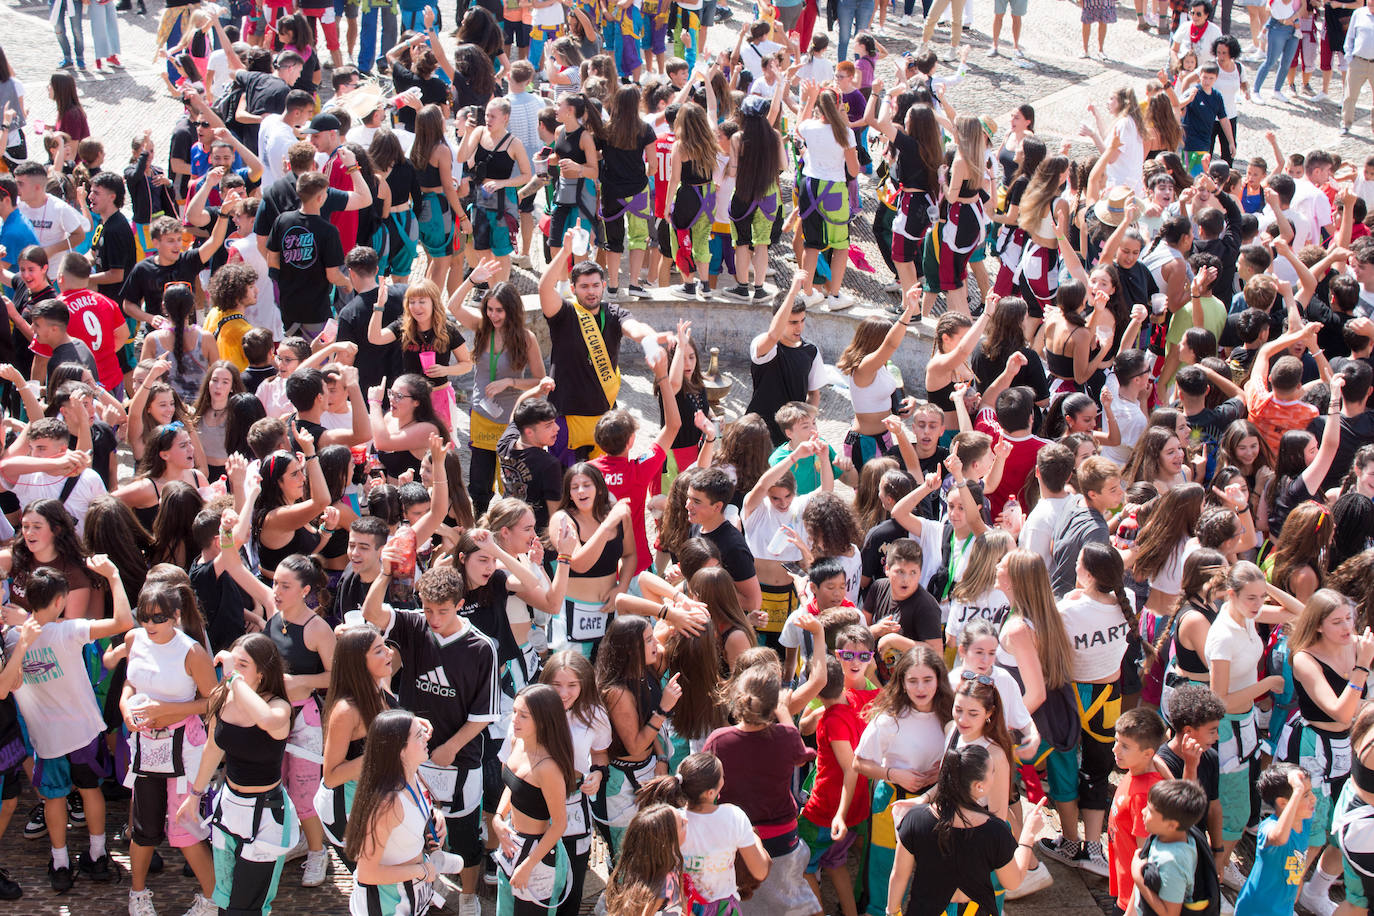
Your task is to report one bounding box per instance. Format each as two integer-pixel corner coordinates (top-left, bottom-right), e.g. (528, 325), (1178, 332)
(459, 894), (481, 916)
(181, 894), (218, 916)
(1252, 90), (1267, 104)
(1080, 841), (1110, 878)
(130, 889), (159, 916)
(825, 293), (854, 311)
(1004, 862), (1053, 899)
(512, 253), (533, 269)
(900, 13), (913, 24)
(1221, 862), (1247, 891)
(798, 289), (826, 307)
(301, 849), (328, 887)
(284, 833), (309, 862)
(882, 280), (902, 294)
(1299, 884), (1337, 916)
(828, 290), (856, 309)
(1310, 90), (1330, 102)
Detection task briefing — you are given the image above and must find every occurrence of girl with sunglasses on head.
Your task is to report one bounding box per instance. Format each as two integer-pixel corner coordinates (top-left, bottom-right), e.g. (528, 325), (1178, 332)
(244, 423), (331, 580)
(117, 582), (219, 916)
(368, 372), (452, 484)
(111, 421), (209, 534)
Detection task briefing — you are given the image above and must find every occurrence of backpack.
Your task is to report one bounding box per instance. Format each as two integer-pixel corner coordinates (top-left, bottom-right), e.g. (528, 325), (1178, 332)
(212, 75), (248, 145)
(1139, 825), (1221, 916)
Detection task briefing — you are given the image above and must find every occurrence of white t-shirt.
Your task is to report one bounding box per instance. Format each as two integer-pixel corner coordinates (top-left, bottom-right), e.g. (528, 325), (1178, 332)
(1058, 591), (1133, 682)
(531, 0), (565, 27)
(795, 57), (835, 85)
(743, 492), (812, 564)
(1204, 608), (1263, 695)
(19, 195), (88, 279)
(5, 618), (106, 758)
(229, 235), (282, 340)
(946, 588), (1011, 646)
(1172, 20), (1223, 62)
(3, 468), (106, 536)
(1020, 493), (1074, 568)
(836, 546), (863, 607)
(258, 113), (298, 187)
(739, 39), (783, 79)
(855, 708), (949, 774)
(797, 120), (854, 182)
(346, 124), (415, 156)
(1101, 380), (1146, 466)
(1106, 117), (1145, 195)
(1292, 177), (1334, 236)
(949, 663), (1033, 732)
(682, 804), (755, 903)
(206, 48), (232, 99)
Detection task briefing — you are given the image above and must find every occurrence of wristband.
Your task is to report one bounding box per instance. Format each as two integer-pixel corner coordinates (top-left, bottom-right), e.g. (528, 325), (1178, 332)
(1211, 845), (1225, 853)
(189, 784), (206, 797)
(653, 704), (671, 719)
(1358, 666), (1371, 674)
(556, 554), (572, 565)
(304, 453), (318, 461)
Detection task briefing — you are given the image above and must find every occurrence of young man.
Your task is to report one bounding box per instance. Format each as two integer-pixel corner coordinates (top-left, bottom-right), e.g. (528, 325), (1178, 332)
(748, 275), (824, 445)
(861, 537), (943, 657)
(1018, 443), (1076, 569)
(1106, 708), (1169, 916)
(283, 364), (369, 449)
(54, 253), (129, 396)
(1100, 350), (1153, 466)
(504, 60), (542, 264)
(120, 215), (224, 330)
(497, 381), (564, 532)
(977, 386), (1047, 519)
(301, 112), (361, 251)
(13, 162), (86, 279)
(203, 263), (257, 371)
(335, 246), (405, 393)
(1175, 363), (1245, 454)
(0, 417), (105, 535)
(232, 50), (303, 152)
(889, 403), (949, 520)
(333, 516), (389, 620)
(85, 172), (137, 308)
(255, 89), (317, 188)
(188, 508), (254, 652)
(363, 563), (497, 916)
(1128, 780), (1210, 916)
(0, 559), (133, 891)
(858, 468), (916, 591)
(1243, 320), (1324, 454)
(29, 301), (98, 390)
(685, 467), (761, 613)
(265, 171), (349, 339)
(1050, 457), (1124, 596)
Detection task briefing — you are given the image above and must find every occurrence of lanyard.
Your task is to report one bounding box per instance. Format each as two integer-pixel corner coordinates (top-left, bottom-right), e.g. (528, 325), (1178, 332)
(489, 336), (499, 384)
(942, 531), (974, 600)
(405, 779), (438, 843)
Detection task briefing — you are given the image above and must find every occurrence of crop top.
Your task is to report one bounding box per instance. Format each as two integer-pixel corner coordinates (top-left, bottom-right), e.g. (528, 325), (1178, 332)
(377, 446), (423, 481)
(133, 478), (162, 531)
(848, 364), (899, 414)
(267, 613), (325, 677)
(1296, 655), (1358, 728)
(926, 379), (957, 412)
(1170, 600), (1218, 675)
(571, 517), (623, 579)
(257, 525), (319, 576)
(216, 718), (288, 786)
(503, 764), (552, 820)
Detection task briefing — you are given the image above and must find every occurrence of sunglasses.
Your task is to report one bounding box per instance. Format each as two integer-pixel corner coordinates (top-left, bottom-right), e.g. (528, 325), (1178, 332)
(191, 120), (211, 128)
(960, 670), (995, 686)
(837, 650), (873, 663)
(139, 612), (175, 625)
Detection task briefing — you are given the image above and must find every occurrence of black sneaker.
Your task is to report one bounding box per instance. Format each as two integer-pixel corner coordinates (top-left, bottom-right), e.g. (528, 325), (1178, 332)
(483, 853), (498, 886)
(67, 792), (85, 826)
(718, 284), (752, 302)
(48, 858), (73, 894)
(752, 286), (770, 300)
(0, 866), (21, 900)
(1036, 835), (1087, 869)
(77, 852), (116, 882)
(23, 802), (45, 840)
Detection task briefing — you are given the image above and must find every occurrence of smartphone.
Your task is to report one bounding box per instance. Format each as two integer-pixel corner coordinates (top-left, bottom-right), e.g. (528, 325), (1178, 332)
(319, 317), (338, 345)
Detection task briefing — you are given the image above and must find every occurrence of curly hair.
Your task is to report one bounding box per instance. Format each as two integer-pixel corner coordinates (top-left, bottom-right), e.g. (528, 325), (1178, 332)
(208, 263), (258, 313)
(802, 492), (862, 559)
(12, 499), (95, 597)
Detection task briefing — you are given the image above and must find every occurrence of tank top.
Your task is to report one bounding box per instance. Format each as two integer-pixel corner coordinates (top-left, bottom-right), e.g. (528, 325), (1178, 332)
(847, 364), (898, 414)
(471, 337), (527, 426)
(217, 718), (287, 786)
(474, 132), (517, 182)
(377, 780), (432, 865)
(152, 328), (211, 404)
(386, 158), (419, 209)
(126, 627), (199, 703)
(570, 515), (623, 579)
(133, 477), (162, 531)
(257, 525), (319, 575)
(608, 674), (662, 761)
(555, 126), (586, 167)
(1296, 654), (1357, 727)
(267, 612), (325, 677)
(198, 409), (228, 465)
(503, 764), (552, 819)
(1170, 600), (1218, 674)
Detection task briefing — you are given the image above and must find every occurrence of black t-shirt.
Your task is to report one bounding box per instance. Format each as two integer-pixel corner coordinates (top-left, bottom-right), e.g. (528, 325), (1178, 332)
(970, 344), (1050, 403)
(190, 559), (250, 654)
(455, 569), (521, 667)
(1116, 260), (1159, 312)
(601, 124), (656, 200)
(890, 130), (936, 192)
(120, 252), (203, 318)
(860, 519), (906, 584)
(72, 421), (117, 489)
(693, 520), (756, 584)
(89, 211), (138, 302)
(897, 804), (1017, 916)
(1186, 396), (1247, 448)
(1157, 743), (1221, 800)
(333, 568), (376, 621)
(1269, 474), (1316, 538)
(384, 316), (467, 380)
(238, 71), (291, 148)
(292, 49), (321, 93)
(168, 116), (196, 201)
(497, 424), (564, 532)
(252, 175), (350, 238)
(337, 284), (406, 393)
(266, 210), (344, 326)
(863, 578), (942, 644)
(384, 609), (498, 766)
(1307, 409), (1374, 494)
(391, 62), (451, 132)
(546, 299), (629, 416)
(48, 339), (99, 386)
(1306, 299), (1354, 359)
(241, 364), (277, 394)
(656, 385), (710, 450)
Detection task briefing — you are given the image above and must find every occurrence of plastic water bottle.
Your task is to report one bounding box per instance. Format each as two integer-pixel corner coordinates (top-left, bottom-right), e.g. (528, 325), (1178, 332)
(392, 523), (417, 580)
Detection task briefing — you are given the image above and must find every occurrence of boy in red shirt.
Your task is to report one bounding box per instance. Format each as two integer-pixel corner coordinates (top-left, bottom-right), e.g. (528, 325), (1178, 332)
(1107, 707), (1169, 915)
(972, 382), (1047, 520)
(799, 625), (877, 916)
(54, 253), (130, 395)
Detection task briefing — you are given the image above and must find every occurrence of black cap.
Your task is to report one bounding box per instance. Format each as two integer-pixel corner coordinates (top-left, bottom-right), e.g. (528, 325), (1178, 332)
(301, 113), (342, 135)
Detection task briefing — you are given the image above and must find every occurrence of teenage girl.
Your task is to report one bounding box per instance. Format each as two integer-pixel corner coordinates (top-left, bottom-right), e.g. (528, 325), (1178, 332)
(549, 464), (636, 658)
(666, 95), (720, 299)
(411, 104), (466, 290)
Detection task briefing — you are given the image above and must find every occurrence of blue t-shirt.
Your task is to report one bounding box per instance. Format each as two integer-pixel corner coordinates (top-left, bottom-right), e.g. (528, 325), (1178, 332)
(0, 208), (39, 291)
(1234, 814), (1310, 916)
(1134, 837), (1196, 916)
(1181, 88), (1227, 152)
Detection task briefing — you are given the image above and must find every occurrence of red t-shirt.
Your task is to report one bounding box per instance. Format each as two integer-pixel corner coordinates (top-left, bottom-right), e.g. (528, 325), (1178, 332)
(1107, 770), (1164, 909)
(592, 443), (667, 575)
(802, 688), (878, 829)
(323, 148), (360, 252)
(975, 408), (1048, 519)
(60, 288), (126, 391)
(653, 133), (675, 218)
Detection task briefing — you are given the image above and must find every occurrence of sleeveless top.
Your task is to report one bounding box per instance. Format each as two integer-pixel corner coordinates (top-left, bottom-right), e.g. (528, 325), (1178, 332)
(847, 364), (898, 414)
(608, 674), (663, 761)
(471, 337), (527, 426)
(126, 627), (198, 704)
(474, 132), (517, 183)
(217, 718), (287, 786)
(555, 126), (587, 167)
(267, 612), (325, 677)
(503, 764), (552, 820)
(257, 525), (319, 575)
(1296, 654), (1357, 728)
(133, 477), (162, 531)
(152, 328), (211, 404)
(1170, 599), (1218, 675)
(377, 780), (431, 866)
(386, 158), (419, 209)
(570, 515), (623, 579)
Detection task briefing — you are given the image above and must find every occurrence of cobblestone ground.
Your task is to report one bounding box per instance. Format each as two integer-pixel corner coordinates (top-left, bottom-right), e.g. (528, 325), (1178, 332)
(0, 0), (1358, 909)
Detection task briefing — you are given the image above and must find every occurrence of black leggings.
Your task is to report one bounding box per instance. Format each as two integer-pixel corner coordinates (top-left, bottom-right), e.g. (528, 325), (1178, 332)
(468, 446), (498, 516)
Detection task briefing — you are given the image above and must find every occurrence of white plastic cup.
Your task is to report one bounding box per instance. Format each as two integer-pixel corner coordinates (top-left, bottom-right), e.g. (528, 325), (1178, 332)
(1149, 293), (1168, 315)
(767, 528), (791, 555)
(571, 227), (590, 257)
(128, 693), (150, 728)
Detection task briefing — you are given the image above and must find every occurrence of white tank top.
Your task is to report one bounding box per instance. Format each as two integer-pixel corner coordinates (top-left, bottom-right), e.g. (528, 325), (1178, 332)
(846, 364), (899, 414)
(125, 628), (198, 704)
(379, 781), (431, 866)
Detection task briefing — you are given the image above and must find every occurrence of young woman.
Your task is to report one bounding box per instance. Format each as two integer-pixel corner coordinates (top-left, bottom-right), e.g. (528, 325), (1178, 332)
(112, 421), (210, 533)
(491, 684), (577, 915)
(924, 310), (992, 432)
(603, 803), (686, 916)
(886, 743), (1048, 916)
(247, 432), (330, 579)
(220, 548), (337, 887)
(996, 157), (1071, 323)
(148, 480), (203, 571)
(665, 97), (720, 300)
(0, 497), (93, 617)
(140, 283), (219, 405)
(688, 566), (757, 675)
(1155, 549), (1229, 716)
(1130, 483), (1205, 626)
(177, 634), (294, 916)
(315, 624), (394, 863)
(947, 531), (1017, 647)
(539, 652), (611, 916)
(595, 85), (656, 301)
(837, 303), (921, 475)
(1269, 386), (1344, 537)
(410, 104), (465, 289)
(854, 647), (956, 916)
(344, 710), (452, 916)
(456, 97), (531, 285)
(368, 278), (473, 389)
(549, 464), (635, 657)
(795, 82), (859, 312)
(1086, 86), (1147, 195)
(126, 369), (202, 469)
(970, 297), (1051, 408)
(191, 361), (243, 483)
(656, 322), (711, 494)
(1276, 589), (1374, 909)
(635, 752), (770, 912)
(1123, 427), (1193, 493)
(723, 90), (784, 303)
(367, 373), (452, 483)
(448, 266), (543, 514)
(547, 93), (603, 268)
(949, 677), (1017, 823)
(1268, 500), (1333, 605)
(922, 116), (991, 318)
(1217, 419), (1275, 532)
(950, 621), (1042, 760)
(868, 101), (944, 304)
(1039, 279), (1113, 396)
(120, 582), (219, 916)
(50, 71), (88, 142)
(596, 616), (681, 852)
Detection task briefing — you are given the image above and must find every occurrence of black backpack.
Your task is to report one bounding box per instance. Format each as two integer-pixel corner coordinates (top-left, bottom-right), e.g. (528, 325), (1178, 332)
(1139, 825), (1222, 916)
(212, 74), (249, 145)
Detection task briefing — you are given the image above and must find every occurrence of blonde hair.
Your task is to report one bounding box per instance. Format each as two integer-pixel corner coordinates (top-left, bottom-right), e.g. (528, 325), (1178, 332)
(401, 279), (452, 353)
(950, 531), (1015, 602)
(1288, 589), (1354, 656)
(1005, 549), (1073, 690)
(675, 101), (719, 169)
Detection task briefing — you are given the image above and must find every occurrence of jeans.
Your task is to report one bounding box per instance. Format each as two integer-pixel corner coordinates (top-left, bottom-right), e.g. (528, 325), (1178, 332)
(52, 0), (85, 63)
(87, 0), (120, 59)
(1254, 20), (1300, 93)
(358, 5), (397, 72)
(836, 0), (874, 59)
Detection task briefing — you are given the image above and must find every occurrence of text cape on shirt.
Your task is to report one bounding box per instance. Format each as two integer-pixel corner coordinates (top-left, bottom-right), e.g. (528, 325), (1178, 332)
(548, 299), (626, 416)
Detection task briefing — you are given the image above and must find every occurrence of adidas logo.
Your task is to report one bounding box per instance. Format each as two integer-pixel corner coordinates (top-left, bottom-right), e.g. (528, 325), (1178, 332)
(417, 667), (456, 698)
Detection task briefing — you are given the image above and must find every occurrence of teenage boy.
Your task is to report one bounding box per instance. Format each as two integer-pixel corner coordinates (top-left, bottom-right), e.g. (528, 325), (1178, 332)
(978, 386), (1047, 518)
(1244, 320), (1324, 453)
(748, 277), (824, 445)
(591, 351), (684, 574)
(363, 563), (497, 916)
(1106, 708), (1169, 916)
(863, 537), (943, 658)
(1050, 457), (1124, 596)
(769, 401), (853, 493)
(84, 172), (135, 305)
(13, 162), (86, 278)
(1179, 64), (1231, 175)
(858, 467), (915, 590)
(498, 381), (564, 532)
(889, 403), (949, 519)
(284, 364), (369, 449)
(1306, 357), (1374, 493)
(779, 556), (852, 680)
(798, 626), (878, 916)
(1156, 685), (1226, 872)
(266, 171), (349, 339)
(1019, 443), (1076, 568)
(685, 467), (762, 613)
(1129, 780), (1210, 916)
(0, 417), (105, 535)
(55, 253), (129, 396)
(239, 328), (277, 394)
(335, 517), (396, 620)
(335, 246), (404, 393)
(29, 301), (98, 389)
(0, 173), (39, 291)
(120, 215), (224, 329)
(0, 558), (133, 891)
(1235, 765), (1315, 916)
(188, 508), (254, 653)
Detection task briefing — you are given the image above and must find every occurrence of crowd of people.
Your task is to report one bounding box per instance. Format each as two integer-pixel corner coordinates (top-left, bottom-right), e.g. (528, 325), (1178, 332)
(1, 0), (1374, 914)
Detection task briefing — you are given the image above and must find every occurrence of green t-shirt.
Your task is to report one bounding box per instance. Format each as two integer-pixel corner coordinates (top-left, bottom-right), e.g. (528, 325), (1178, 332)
(768, 442), (843, 496)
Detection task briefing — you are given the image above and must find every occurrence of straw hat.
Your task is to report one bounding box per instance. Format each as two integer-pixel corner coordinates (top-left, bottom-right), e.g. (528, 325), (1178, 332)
(338, 82), (389, 123)
(1093, 185), (1137, 227)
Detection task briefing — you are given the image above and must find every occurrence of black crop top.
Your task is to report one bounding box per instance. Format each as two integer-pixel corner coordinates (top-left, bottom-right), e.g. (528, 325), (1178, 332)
(571, 516), (623, 579)
(1296, 655), (1358, 728)
(555, 126), (586, 166)
(257, 525), (319, 576)
(927, 380), (956, 412)
(1171, 600), (1218, 676)
(503, 765), (551, 820)
(267, 613), (325, 677)
(216, 718), (288, 787)
(386, 158), (419, 209)
(133, 478), (163, 531)
(417, 151), (443, 189)
(376, 446), (422, 480)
